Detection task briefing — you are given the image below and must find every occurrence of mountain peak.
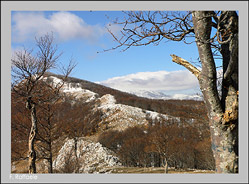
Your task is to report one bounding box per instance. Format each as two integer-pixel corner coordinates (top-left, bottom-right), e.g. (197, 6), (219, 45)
(125, 89), (203, 101)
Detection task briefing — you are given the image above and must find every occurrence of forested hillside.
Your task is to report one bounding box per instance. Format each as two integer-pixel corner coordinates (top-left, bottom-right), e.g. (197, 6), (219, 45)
(48, 73), (208, 120)
(11, 74), (214, 173)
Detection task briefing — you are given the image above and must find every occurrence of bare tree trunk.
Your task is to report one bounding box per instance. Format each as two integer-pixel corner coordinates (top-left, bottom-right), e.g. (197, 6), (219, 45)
(48, 110), (53, 173)
(28, 102), (38, 173)
(191, 11), (238, 173)
(48, 142), (53, 173)
(164, 158), (169, 173)
(73, 137), (79, 173)
(171, 11), (238, 173)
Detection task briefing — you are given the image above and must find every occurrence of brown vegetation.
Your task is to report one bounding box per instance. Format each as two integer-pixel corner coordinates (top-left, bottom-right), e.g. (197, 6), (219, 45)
(12, 73), (212, 173)
(98, 122), (215, 170)
(53, 73), (208, 120)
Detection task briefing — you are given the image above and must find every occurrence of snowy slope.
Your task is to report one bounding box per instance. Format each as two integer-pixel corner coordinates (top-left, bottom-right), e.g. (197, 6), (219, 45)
(46, 76), (197, 131)
(96, 94), (183, 131)
(44, 76), (99, 102)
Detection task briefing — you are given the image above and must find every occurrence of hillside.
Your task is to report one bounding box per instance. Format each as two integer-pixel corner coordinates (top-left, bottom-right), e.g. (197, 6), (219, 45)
(45, 73), (208, 120)
(11, 73), (214, 173)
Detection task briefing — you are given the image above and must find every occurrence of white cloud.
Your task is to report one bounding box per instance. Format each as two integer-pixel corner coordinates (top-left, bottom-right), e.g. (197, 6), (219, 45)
(12, 11), (108, 43)
(98, 70), (199, 93)
(12, 12), (52, 42)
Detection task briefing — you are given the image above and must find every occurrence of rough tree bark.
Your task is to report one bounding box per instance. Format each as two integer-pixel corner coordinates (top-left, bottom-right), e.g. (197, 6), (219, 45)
(171, 11), (238, 173)
(27, 100), (38, 173)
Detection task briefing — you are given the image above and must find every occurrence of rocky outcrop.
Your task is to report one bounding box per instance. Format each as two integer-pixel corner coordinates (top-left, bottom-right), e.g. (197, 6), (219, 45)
(53, 137), (122, 173)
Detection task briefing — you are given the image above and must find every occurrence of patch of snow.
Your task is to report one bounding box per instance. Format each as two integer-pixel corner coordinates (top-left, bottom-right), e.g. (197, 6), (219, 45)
(99, 94), (116, 105)
(120, 89), (203, 101)
(49, 76), (64, 86)
(45, 76), (99, 102)
(97, 95), (186, 131)
(146, 111), (160, 120)
(171, 94), (202, 101)
(85, 94), (97, 103)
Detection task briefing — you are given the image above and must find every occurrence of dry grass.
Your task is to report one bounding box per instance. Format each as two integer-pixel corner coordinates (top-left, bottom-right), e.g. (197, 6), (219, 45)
(11, 161), (215, 174)
(111, 167), (215, 174)
(11, 160), (29, 173)
(11, 159), (50, 173)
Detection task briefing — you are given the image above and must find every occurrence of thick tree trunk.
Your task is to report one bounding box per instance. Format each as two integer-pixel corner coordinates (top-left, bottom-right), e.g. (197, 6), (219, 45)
(208, 118), (238, 173)
(192, 11), (238, 173)
(218, 11), (238, 173)
(191, 11), (238, 173)
(28, 102), (38, 173)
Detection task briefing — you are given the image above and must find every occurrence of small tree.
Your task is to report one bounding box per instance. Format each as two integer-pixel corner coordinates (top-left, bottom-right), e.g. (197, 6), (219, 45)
(147, 124), (180, 173)
(11, 33), (76, 173)
(35, 94), (62, 173)
(11, 92), (30, 163)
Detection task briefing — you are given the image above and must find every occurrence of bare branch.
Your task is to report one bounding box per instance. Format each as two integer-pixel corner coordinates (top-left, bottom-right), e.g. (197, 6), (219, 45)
(170, 54), (200, 79)
(105, 11), (195, 52)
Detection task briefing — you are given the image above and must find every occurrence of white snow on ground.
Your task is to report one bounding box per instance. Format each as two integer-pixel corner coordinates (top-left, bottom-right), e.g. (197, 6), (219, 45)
(171, 94), (202, 101)
(45, 76), (99, 102)
(99, 94), (116, 105)
(126, 89), (203, 100)
(97, 94), (183, 131)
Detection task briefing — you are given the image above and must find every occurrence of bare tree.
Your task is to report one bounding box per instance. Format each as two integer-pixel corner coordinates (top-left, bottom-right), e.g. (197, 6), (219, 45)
(147, 124), (186, 173)
(106, 11), (238, 173)
(35, 97), (60, 173)
(11, 33), (76, 173)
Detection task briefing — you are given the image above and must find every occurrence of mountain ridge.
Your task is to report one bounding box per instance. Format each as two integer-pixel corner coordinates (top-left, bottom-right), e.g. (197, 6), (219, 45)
(125, 89), (203, 100)
(44, 72), (207, 120)
(45, 72), (202, 100)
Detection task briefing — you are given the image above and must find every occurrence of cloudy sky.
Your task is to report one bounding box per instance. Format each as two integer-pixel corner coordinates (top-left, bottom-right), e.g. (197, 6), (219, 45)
(11, 11), (202, 95)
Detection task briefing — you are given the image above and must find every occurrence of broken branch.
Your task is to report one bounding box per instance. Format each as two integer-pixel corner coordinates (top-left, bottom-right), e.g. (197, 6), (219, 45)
(170, 54), (200, 79)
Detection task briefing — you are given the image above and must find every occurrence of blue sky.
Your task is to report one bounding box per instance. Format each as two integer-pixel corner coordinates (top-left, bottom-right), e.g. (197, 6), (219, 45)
(11, 11), (202, 95)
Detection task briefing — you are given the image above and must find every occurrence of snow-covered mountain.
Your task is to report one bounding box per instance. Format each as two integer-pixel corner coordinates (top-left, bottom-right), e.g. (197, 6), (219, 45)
(127, 90), (171, 99)
(125, 89), (203, 101)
